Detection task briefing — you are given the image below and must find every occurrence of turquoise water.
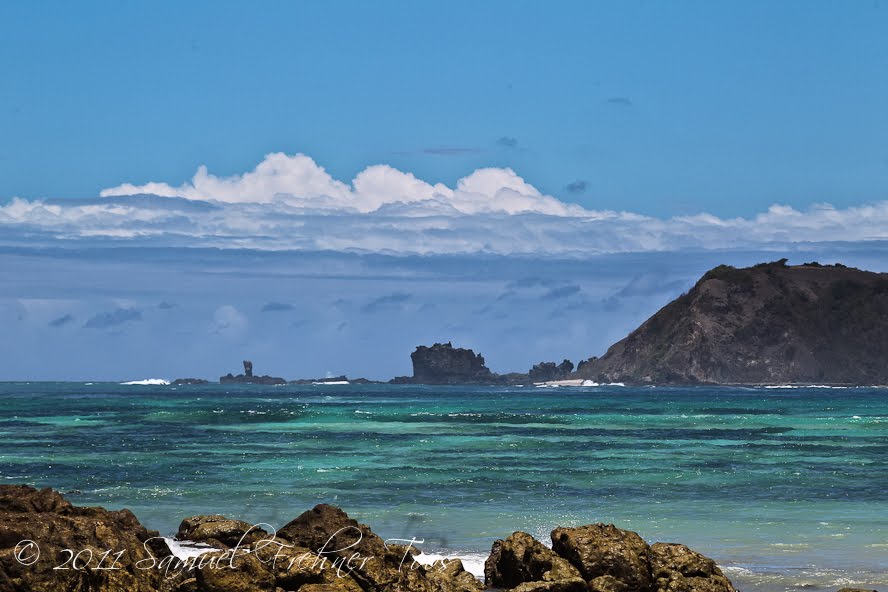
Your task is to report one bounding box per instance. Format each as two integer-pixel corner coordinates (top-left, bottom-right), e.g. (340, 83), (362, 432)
(0, 382), (885, 591)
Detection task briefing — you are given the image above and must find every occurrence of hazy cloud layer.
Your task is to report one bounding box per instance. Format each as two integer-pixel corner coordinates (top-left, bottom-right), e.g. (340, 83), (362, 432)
(84, 307), (142, 329)
(2, 152), (888, 256)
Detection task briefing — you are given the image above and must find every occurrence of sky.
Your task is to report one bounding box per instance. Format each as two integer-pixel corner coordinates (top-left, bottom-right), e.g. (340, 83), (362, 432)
(1, 2), (887, 380)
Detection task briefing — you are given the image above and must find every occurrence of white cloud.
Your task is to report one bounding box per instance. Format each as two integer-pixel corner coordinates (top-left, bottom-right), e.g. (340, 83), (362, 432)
(2, 151), (888, 255)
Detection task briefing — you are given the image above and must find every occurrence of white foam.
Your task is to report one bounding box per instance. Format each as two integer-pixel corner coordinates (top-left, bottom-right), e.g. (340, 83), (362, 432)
(163, 538), (217, 560)
(413, 551), (487, 580)
(313, 381), (349, 385)
(121, 378), (170, 386)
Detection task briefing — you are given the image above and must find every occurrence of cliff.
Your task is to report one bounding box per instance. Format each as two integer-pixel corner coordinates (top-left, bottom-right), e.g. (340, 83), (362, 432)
(576, 260), (888, 385)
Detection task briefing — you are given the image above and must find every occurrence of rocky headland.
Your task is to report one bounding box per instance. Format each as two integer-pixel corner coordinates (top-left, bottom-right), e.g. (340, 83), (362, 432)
(0, 485), (767, 592)
(575, 260), (888, 385)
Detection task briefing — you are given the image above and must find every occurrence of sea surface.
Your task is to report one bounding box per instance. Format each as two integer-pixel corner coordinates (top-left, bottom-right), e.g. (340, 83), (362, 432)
(0, 382), (885, 591)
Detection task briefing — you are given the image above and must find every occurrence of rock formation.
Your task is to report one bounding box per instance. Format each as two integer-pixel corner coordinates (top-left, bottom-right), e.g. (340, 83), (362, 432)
(220, 360), (286, 385)
(172, 378), (210, 385)
(576, 261), (888, 385)
(393, 342), (495, 384)
(0, 485), (169, 592)
(528, 360), (574, 383)
(486, 525), (736, 592)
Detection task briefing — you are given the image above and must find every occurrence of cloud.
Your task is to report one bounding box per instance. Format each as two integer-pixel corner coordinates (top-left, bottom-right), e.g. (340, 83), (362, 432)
(541, 285), (582, 301)
(158, 301), (175, 309)
(211, 305), (248, 337)
(605, 97), (633, 107)
(361, 292), (412, 313)
(496, 136), (519, 148)
(3, 151), (888, 257)
(84, 307), (142, 329)
(261, 301), (295, 312)
(49, 313), (74, 327)
(565, 180), (588, 194)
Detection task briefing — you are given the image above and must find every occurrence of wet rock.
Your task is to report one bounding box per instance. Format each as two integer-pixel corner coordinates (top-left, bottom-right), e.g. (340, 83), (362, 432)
(550, 524), (653, 592)
(172, 378), (210, 385)
(484, 532), (582, 589)
(649, 542), (736, 592)
(176, 515), (268, 549)
(0, 485), (168, 592)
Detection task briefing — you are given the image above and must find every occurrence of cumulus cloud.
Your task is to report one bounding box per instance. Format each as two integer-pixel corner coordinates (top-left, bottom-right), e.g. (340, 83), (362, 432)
(3, 152), (888, 256)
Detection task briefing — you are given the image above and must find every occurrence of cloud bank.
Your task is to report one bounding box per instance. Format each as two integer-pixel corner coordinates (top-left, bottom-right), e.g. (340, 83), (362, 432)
(2, 151), (887, 255)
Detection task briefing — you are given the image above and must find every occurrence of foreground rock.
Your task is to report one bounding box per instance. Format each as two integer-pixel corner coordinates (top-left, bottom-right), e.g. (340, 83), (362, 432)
(0, 485), (168, 592)
(576, 260), (888, 385)
(2, 487), (739, 592)
(487, 524), (735, 592)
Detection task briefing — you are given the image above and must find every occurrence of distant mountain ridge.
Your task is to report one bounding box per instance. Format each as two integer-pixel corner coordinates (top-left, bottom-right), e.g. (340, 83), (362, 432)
(576, 260), (888, 385)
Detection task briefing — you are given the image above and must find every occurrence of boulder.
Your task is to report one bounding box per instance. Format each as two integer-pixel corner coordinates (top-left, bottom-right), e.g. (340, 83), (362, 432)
(176, 515), (268, 549)
(193, 550), (275, 592)
(278, 503), (437, 592)
(649, 543), (736, 592)
(484, 532), (582, 589)
(550, 524), (653, 592)
(0, 485), (168, 592)
(423, 558), (483, 592)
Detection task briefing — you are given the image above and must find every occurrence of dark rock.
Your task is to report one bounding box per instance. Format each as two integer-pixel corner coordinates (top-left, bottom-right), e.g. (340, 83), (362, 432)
(220, 361), (286, 385)
(650, 542), (736, 592)
(836, 589), (879, 592)
(399, 342), (495, 384)
(278, 503), (437, 592)
(0, 485), (168, 592)
(173, 378), (210, 385)
(176, 515), (268, 549)
(551, 523), (653, 592)
(528, 360), (574, 383)
(576, 261), (888, 385)
(194, 549), (275, 592)
(424, 558), (484, 592)
(484, 531), (583, 591)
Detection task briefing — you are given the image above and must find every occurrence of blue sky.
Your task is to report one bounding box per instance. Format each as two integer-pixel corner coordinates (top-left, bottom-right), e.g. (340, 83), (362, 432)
(2, 1), (886, 216)
(1, 2), (888, 380)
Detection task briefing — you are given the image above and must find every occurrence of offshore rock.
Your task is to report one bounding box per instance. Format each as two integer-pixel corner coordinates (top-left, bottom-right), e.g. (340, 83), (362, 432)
(528, 360), (574, 383)
(399, 342), (495, 385)
(220, 360), (286, 385)
(172, 378), (210, 385)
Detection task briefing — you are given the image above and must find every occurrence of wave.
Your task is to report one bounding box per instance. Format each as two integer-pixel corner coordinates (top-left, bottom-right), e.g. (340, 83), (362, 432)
(120, 378), (170, 386)
(413, 551), (487, 579)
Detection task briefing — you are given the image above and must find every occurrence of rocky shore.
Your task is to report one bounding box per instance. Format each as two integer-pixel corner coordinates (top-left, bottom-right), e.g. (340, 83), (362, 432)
(0, 486), (878, 592)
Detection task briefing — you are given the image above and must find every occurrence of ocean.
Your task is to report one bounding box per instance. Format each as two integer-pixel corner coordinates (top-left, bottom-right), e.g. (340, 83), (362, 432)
(0, 382), (885, 591)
